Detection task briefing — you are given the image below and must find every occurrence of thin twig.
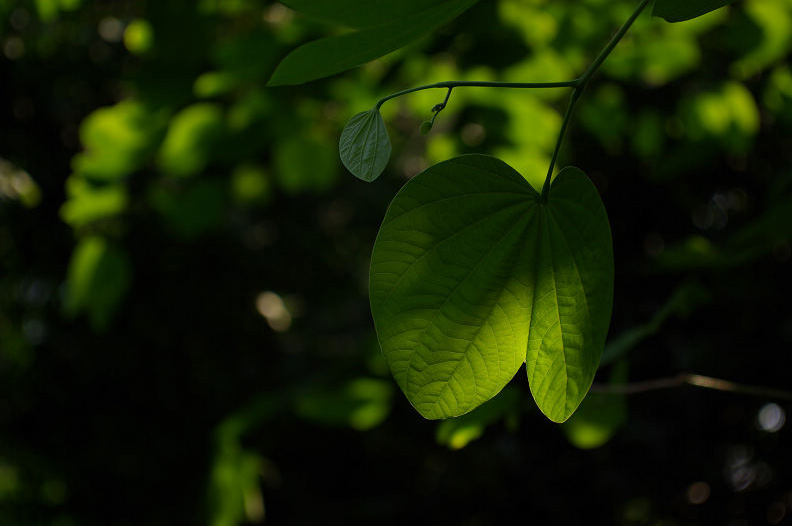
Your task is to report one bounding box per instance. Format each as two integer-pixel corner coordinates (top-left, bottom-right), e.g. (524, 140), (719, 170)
(590, 373), (792, 401)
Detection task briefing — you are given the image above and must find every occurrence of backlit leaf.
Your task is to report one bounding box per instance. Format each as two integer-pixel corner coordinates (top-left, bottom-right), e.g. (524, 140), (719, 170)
(339, 109), (391, 182)
(653, 0), (738, 22)
(370, 154), (614, 422)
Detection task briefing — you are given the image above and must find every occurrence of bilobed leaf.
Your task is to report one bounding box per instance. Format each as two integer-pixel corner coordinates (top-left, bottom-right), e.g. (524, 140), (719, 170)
(339, 109), (391, 182)
(267, 0), (478, 86)
(524, 164), (614, 422)
(653, 0), (738, 22)
(370, 154), (614, 422)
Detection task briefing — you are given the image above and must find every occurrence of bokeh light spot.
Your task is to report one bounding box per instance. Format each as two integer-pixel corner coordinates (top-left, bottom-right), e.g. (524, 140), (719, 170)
(685, 481), (711, 504)
(255, 291), (292, 332)
(757, 403), (786, 432)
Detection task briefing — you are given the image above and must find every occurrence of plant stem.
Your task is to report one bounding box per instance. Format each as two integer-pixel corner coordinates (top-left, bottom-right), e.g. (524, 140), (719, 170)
(375, 80), (577, 110)
(540, 0), (652, 199)
(431, 87), (454, 120)
(374, 0), (652, 194)
(590, 373), (792, 401)
(541, 87), (581, 200)
(579, 0), (653, 87)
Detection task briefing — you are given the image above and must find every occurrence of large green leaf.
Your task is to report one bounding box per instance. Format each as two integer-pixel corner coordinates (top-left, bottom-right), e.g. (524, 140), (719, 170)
(370, 155), (614, 422)
(267, 0), (478, 86)
(339, 109), (391, 182)
(653, 0), (738, 22)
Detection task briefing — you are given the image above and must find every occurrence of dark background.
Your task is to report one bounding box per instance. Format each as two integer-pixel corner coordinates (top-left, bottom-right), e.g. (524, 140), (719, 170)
(1, 0), (791, 524)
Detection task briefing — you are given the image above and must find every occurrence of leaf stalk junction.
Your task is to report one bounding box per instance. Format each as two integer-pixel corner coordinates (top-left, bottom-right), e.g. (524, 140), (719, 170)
(374, 0), (653, 200)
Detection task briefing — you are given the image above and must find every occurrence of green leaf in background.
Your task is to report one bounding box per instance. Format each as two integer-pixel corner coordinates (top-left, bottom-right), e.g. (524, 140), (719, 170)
(275, 134), (338, 192)
(266, 0), (478, 86)
(561, 360), (628, 449)
(656, 193), (792, 271)
(339, 109), (391, 182)
(157, 103), (225, 177)
(600, 281), (709, 366)
(149, 179), (227, 240)
(59, 176), (128, 228)
(72, 101), (166, 182)
(370, 155), (613, 422)
(208, 397), (282, 526)
(435, 386), (520, 449)
(63, 236), (132, 332)
(123, 18), (154, 55)
(293, 378), (394, 431)
(653, 0), (738, 22)
(280, 0), (453, 28)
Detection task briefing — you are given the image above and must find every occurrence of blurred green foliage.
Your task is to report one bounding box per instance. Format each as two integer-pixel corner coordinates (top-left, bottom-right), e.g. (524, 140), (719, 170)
(2, 0), (792, 524)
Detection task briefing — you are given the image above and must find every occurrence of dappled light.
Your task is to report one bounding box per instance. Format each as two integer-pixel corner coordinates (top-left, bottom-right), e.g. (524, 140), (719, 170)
(2, 0), (792, 523)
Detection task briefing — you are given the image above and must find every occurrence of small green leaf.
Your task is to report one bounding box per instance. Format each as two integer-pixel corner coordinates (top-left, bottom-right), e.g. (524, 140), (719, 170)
(653, 0), (738, 22)
(370, 154), (614, 422)
(419, 121), (433, 135)
(339, 109), (391, 182)
(267, 0), (478, 86)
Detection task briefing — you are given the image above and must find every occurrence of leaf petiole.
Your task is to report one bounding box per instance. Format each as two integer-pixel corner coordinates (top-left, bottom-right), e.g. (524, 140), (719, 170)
(429, 87), (453, 125)
(540, 0), (653, 200)
(374, 80), (577, 111)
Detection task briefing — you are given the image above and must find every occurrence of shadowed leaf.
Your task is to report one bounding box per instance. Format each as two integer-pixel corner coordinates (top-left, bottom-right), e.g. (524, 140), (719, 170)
(653, 0), (738, 22)
(267, 0), (478, 86)
(339, 109), (391, 182)
(280, 0), (456, 28)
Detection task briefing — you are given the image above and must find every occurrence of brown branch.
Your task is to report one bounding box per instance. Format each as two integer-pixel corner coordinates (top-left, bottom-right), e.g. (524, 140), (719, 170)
(590, 373), (792, 401)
